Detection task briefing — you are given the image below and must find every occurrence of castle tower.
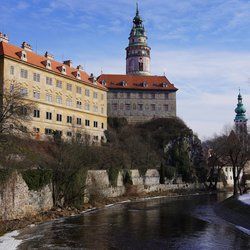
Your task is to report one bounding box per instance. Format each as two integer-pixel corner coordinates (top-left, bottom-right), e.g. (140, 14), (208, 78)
(126, 4), (151, 75)
(234, 90), (248, 140)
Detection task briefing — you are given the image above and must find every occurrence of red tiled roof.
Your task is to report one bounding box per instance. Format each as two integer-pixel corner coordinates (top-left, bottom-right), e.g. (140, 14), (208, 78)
(0, 41), (107, 91)
(98, 74), (178, 91)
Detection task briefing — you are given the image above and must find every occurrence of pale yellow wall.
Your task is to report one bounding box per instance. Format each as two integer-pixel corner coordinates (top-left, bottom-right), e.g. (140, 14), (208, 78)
(3, 57), (107, 141)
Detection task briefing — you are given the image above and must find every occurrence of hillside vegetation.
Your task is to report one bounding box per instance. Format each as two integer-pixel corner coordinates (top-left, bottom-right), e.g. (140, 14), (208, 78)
(0, 117), (205, 207)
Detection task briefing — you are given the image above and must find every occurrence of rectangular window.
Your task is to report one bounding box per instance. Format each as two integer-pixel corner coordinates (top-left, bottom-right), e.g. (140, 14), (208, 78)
(93, 121), (98, 128)
(138, 104), (143, 111)
(56, 114), (62, 122)
(45, 128), (53, 135)
(67, 131), (72, 137)
(85, 119), (90, 127)
(67, 116), (72, 123)
(67, 83), (72, 91)
(101, 94), (104, 100)
(20, 88), (28, 97)
(55, 130), (62, 136)
(127, 93), (131, 99)
(125, 104), (131, 110)
(46, 93), (52, 102)
(33, 109), (40, 118)
(151, 104), (156, 111)
(113, 93), (118, 98)
(101, 107), (104, 114)
(76, 101), (82, 109)
(20, 69), (28, 78)
(93, 135), (98, 141)
(33, 73), (40, 82)
(33, 91), (40, 99)
(46, 112), (52, 120)
(46, 77), (53, 85)
(93, 105), (98, 112)
(56, 96), (62, 104)
(165, 93), (169, 99)
(77, 118), (82, 125)
(33, 127), (40, 133)
(85, 89), (90, 96)
(164, 104), (169, 111)
(101, 123), (104, 129)
(139, 93), (143, 99)
(76, 86), (82, 94)
(112, 103), (118, 111)
(93, 92), (98, 99)
(10, 66), (14, 75)
(56, 80), (62, 88)
(84, 102), (90, 111)
(66, 99), (72, 107)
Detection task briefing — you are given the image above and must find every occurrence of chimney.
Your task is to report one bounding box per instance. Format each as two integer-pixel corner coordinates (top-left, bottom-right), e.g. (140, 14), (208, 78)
(44, 51), (54, 60)
(0, 32), (9, 43)
(63, 60), (72, 68)
(21, 42), (32, 52)
(77, 65), (83, 71)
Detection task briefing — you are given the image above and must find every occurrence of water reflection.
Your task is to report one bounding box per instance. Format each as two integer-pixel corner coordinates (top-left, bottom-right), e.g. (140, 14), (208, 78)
(17, 194), (250, 249)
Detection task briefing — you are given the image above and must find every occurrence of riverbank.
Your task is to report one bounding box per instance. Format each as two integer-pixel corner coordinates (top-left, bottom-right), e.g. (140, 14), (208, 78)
(0, 188), (214, 237)
(215, 194), (250, 231)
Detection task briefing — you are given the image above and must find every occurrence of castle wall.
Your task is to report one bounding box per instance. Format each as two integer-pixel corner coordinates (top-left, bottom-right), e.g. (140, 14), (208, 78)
(107, 90), (176, 123)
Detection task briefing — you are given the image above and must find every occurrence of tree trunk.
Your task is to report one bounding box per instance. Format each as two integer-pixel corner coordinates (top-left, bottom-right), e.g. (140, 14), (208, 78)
(233, 177), (238, 196)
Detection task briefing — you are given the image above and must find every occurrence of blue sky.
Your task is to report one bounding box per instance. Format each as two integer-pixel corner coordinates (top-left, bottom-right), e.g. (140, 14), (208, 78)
(1, 0), (250, 139)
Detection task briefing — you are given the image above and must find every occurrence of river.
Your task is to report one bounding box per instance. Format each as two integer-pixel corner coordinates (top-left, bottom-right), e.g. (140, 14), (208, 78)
(12, 193), (250, 249)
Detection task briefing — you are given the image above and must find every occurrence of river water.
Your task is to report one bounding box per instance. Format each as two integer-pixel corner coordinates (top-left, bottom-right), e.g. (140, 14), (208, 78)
(15, 193), (250, 249)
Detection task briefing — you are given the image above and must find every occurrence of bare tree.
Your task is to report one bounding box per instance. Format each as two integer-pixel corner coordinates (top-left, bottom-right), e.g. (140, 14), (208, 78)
(204, 131), (250, 195)
(0, 80), (34, 136)
(204, 135), (230, 190)
(225, 131), (249, 195)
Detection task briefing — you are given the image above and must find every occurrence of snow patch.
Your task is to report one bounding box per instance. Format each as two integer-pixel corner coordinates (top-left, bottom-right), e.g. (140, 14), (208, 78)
(236, 226), (250, 235)
(0, 230), (22, 250)
(238, 194), (250, 205)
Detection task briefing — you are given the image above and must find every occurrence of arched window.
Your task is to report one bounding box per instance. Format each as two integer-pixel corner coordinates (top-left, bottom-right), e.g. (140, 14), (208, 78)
(139, 58), (143, 71)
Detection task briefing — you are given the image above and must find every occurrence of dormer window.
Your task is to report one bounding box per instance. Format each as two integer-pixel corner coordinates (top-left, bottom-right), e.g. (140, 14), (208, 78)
(163, 82), (168, 88)
(18, 50), (27, 61)
(76, 71), (81, 80)
(101, 80), (106, 86)
(121, 81), (127, 87)
(61, 66), (66, 74)
(43, 60), (52, 69)
(142, 81), (148, 87)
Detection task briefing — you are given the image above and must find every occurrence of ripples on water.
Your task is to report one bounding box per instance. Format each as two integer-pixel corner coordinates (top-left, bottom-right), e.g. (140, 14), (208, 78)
(16, 193), (250, 250)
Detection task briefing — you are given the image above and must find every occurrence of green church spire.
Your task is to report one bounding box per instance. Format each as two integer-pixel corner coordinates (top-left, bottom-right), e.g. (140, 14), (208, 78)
(234, 90), (247, 122)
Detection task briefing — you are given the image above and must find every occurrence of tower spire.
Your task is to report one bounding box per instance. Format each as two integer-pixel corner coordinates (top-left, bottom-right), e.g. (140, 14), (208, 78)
(126, 4), (151, 75)
(234, 90), (248, 140)
(136, 2), (139, 15)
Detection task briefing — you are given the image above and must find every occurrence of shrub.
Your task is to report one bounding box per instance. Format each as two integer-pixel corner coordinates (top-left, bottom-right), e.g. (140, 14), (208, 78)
(21, 169), (52, 191)
(123, 170), (133, 185)
(0, 169), (12, 186)
(107, 167), (120, 187)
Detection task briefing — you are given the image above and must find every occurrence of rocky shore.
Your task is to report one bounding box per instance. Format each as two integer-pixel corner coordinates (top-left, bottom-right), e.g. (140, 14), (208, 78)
(0, 189), (211, 237)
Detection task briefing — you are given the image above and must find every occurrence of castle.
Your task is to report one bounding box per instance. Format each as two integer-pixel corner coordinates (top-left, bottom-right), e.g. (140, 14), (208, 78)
(0, 5), (177, 140)
(98, 5), (178, 123)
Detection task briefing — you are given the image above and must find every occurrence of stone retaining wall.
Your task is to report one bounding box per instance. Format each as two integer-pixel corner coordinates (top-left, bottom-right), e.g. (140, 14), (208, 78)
(0, 169), (206, 220)
(0, 171), (53, 220)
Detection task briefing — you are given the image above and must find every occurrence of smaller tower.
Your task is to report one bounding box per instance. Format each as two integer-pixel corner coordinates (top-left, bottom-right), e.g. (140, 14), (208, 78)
(234, 90), (248, 141)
